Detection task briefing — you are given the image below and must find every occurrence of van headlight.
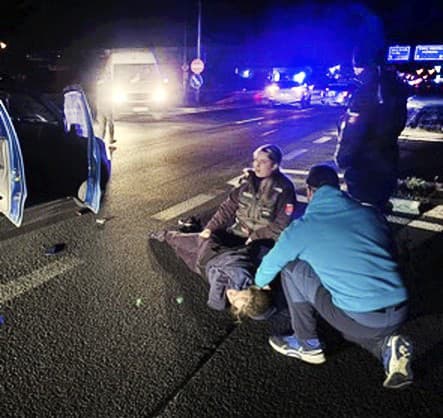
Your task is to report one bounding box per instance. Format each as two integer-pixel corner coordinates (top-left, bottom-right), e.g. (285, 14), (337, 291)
(112, 88), (127, 104)
(153, 87), (167, 103)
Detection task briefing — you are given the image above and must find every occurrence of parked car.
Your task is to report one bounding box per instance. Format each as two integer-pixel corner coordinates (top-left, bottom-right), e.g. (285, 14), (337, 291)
(320, 82), (357, 107)
(262, 80), (311, 108)
(0, 81), (111, 227)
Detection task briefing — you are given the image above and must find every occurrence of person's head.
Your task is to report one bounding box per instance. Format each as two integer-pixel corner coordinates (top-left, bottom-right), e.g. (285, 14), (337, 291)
(226, 286), (273, 320)
(252, 144), (282, 178)
(352, 44), (382, 75)
(306, 164), (340, 201)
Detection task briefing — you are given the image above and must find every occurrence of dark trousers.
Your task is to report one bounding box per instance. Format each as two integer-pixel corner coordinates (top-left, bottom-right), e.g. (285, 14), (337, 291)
(345, 168), (397, 210)
(281, 260), (408, 360)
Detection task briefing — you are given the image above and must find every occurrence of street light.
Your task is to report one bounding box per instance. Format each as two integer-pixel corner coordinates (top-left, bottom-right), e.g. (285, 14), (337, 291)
(0, 41), (7, 50)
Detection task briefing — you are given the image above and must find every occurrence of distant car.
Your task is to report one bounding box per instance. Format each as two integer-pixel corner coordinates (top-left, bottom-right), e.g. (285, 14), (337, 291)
(320, 82), (357, 107)
(262, 80), (311, 108)
(0, 82), (111, 227)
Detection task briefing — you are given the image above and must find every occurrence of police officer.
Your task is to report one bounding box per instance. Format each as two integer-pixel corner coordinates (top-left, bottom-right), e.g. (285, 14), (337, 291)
(199, 144), (296, 245)
(335, 44), (409, 210)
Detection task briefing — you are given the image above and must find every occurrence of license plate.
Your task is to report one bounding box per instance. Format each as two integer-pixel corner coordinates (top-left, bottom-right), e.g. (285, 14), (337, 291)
(133, 106), (149, 112)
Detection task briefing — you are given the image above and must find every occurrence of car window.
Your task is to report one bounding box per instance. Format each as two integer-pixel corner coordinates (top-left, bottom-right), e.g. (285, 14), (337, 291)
(7, 92), (59, 124)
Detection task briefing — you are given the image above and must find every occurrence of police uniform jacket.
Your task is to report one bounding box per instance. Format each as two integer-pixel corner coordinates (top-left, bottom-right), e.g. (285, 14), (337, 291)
(204, 169), (297, 242)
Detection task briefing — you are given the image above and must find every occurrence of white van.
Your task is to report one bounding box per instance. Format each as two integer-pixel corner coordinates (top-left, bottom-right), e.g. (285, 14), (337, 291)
(103, 48), (173, 119)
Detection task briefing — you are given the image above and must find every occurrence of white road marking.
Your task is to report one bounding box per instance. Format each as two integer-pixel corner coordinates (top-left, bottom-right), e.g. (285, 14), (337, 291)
(227, 175), (244, 186)
(234, 117), (264, 125)
(0, 256), (84, 304)
(313, 136), (333, 144)
(283, 148), (308, 161)
(386, 215), (412, 226)
(408, 219), (443, 232)
(152, 194), (216, 221)
(260, 129), (278, 137)
(424, 205), (443, 219)
(399, 135), (443, 143)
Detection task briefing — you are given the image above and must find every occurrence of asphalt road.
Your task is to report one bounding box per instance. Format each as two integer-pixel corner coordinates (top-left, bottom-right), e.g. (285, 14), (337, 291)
(0, 104), (442, 417)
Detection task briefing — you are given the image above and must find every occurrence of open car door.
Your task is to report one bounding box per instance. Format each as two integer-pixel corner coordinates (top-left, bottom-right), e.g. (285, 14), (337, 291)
(63, 86), (101, 213)
(0, 99), (27, 227)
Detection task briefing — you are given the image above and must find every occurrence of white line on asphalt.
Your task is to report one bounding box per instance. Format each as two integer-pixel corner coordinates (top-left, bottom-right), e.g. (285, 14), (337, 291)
(234, 117), (265, 125)
(386, 215), (412, 226)
(261, 129), (278, 137)
(399, 135), (443, 143)
(313, 136), (332, 144)
(0, 256), (84, 304)
(408, 219), (443, 232)
(152, 194), (216, 221)
(283, 149), (308, 161)
(424, 205), (443, 219)
(227, 175), (244, 186)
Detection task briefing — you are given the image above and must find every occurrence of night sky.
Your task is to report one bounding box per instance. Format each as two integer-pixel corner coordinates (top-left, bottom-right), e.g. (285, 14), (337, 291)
(2, 1), (442, 54)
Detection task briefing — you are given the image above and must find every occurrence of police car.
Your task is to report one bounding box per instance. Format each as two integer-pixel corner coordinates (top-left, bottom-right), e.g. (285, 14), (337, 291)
(0, 80), (111, 227)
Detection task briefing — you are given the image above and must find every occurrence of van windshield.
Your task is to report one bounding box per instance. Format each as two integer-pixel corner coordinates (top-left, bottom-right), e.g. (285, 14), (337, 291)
(114, 64), (159, 84)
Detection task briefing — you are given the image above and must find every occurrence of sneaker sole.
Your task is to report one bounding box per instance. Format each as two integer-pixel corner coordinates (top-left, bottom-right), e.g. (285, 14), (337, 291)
(269, 338), (326, 365)
(383, 335), (413, 389)
(383, 376), (413, 389)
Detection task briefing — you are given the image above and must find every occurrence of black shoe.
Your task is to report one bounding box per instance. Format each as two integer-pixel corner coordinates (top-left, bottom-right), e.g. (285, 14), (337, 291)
(178, 216), (202, 233)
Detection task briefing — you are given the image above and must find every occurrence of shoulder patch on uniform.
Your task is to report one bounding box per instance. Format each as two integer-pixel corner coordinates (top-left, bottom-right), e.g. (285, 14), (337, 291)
(284, 203), (294, 216)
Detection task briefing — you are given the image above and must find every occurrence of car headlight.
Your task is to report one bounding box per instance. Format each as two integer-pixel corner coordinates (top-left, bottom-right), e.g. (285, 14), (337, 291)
(153, 87), (167, 103)
(112, 88), (127, 104)
(265, 84), (279, 95)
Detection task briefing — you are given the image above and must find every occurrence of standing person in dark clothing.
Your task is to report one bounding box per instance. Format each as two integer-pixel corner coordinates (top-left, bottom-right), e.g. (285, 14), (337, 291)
(149, 144), (297, 314)
(253, 164), (413, 389)
(335, 44), (409, 210)
(96, 68), (116, 149)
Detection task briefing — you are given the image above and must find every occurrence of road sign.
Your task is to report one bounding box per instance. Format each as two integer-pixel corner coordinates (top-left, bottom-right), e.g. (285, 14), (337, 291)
(414, 45), (443, 61)
(387, 45), (411, 62)
(190, 73), (203, 90)
(190, 58), (205, 74)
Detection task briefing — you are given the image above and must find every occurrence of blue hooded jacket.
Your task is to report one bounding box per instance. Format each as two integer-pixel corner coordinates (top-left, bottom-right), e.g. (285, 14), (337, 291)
(255, 186), (407, 312)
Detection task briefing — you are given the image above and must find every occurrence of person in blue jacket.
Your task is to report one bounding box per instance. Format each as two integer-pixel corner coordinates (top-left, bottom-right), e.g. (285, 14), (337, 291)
(254, 164), (413, 389)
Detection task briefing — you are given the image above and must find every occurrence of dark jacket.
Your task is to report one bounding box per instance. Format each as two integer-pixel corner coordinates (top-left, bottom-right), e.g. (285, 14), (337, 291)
(334, 66), (409, 207)
(204, 169), (297, 241)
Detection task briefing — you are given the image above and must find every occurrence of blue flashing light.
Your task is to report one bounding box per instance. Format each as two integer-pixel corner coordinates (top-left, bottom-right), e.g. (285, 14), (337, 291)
(240, 69), (252, 78)
(272, 70), (281, 82)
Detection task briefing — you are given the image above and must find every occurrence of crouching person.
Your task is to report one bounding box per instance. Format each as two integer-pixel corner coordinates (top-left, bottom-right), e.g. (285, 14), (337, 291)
(149, 144), (296, 316)
(253, 164), (413, 389)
